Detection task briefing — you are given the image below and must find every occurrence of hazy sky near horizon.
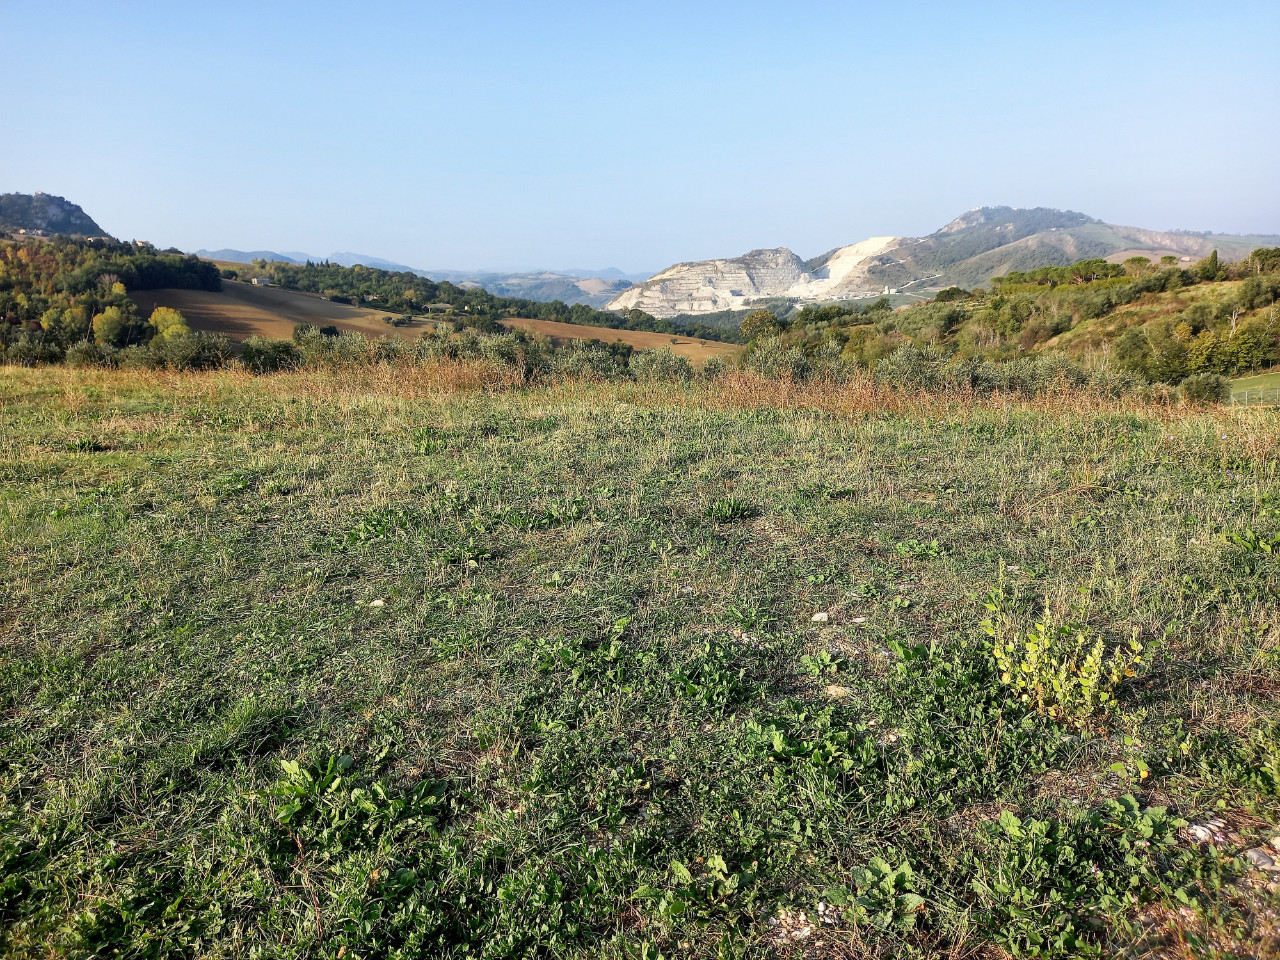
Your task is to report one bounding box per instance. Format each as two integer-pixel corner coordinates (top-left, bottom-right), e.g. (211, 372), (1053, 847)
(3, 0), (1278, 272)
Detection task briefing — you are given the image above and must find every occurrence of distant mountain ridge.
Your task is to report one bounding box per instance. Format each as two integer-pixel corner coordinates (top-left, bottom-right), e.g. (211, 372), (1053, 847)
(607, 207), (1280, 317)
(194, 248), (645, 307)
(0, 192), (107, 237)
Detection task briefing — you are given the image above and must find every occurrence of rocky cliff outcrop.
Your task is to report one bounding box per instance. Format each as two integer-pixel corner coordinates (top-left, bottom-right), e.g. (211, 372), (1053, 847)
(0, 192), (107, 236)
(606, 248), (811, 317)
(607, 239), (905, 318)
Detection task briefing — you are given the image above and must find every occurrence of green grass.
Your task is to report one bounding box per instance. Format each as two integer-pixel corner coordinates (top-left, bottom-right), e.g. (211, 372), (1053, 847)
(3, 367), (1280, 958)
(1232, 370), (1280, 391)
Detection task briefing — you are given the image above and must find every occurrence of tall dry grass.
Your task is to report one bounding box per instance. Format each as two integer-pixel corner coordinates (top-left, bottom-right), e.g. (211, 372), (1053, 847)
(5, 359), (1277, 466)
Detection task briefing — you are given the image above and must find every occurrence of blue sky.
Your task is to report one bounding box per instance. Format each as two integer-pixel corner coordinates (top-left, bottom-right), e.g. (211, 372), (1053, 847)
(2, 0), (1277, 272)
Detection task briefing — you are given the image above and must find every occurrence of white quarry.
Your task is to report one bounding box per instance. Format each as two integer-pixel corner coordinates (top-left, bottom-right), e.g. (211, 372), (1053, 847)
(606, 236), (908, 318)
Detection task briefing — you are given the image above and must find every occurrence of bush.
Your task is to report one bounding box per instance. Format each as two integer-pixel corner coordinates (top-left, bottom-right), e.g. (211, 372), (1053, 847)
(152, 331), (233, 371)
(629, 348), (693, 382)
(240, 336), (300, 373)
(547, 341), (629, 380)
(744, 336), (811, 380)
(65, 340), (119, 368)
(702, 355), (730, 380)
(4, 336), (63, 366)
(291, 328), (369, 366)
(1176, 372), (1230, 404)
(116, 344), (156, 369)
(373, 336), (407, 363)
(874, 345), (950, 390)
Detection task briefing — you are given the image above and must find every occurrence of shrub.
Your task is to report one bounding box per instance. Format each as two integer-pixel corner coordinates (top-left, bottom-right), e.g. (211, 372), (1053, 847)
(547, 341), (629, 380)
(116, 344), (156, 369)
(479, 333), (544, 377)
(702, 355), (729, 379)
(874, 344), (950, 390)
(744, 336), (811, 380)
(629, 347), (693, 382)
(152, 331), (233, 371)
(291, 328), (368, 367)
(1176, 372), (1230, 404)
(4, 336), (63, 366)
(373, 336), (407, 363)
(65, 340), (119, 368)
(240, 336), (300, 373)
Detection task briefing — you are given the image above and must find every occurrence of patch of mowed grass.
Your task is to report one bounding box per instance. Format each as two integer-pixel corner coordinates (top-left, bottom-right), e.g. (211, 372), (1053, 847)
(2, 367), (1280, 957)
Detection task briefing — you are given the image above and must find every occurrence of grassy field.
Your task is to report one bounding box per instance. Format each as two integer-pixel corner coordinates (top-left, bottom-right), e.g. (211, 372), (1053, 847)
(3, 366), (1280, 958)
(1232, 371), (1280, 392)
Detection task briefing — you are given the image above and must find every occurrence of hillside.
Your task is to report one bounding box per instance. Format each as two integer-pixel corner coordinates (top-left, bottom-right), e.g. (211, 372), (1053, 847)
(134, 281), (737, 363)
(0, 192), (107, 237)
(133, 282), (422, 342)
(610, 207), (1280, 317)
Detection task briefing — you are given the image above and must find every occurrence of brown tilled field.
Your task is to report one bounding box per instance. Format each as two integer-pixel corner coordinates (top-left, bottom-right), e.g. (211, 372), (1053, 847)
(500, 316), (742, 364)
(133, 282), (744, 363)
(131, 282), (422, 341)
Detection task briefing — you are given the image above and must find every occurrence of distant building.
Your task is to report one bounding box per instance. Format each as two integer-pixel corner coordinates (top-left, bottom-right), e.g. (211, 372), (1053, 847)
(251, 277), (272, 286)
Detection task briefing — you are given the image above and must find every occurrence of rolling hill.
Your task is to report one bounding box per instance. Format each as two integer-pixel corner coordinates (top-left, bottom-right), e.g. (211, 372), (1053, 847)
(134, 281), (738, 363)
(131, 282), (415, 342)
(608, 207), (1280, 317)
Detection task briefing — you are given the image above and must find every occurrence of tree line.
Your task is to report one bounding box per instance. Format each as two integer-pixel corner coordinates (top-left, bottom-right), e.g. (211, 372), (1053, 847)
(225, 259), (740, 343)
(0, 237), (221, 355)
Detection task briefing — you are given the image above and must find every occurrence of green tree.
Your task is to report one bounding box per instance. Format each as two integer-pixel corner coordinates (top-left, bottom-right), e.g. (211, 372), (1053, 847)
(150, 306), (191, 339)
(740, 309), (781, 343)
(1198, 250), (1222, 282)
(92, 306), (126, 345)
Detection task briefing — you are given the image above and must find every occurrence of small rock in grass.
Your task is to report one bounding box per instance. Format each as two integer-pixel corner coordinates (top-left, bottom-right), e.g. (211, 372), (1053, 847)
(1184, 820), (1226, 844)
(824, 685), (854, 699)
(852, 616), (867, 624)
(368, 599), (386, 607)
(811, 612), (829, 623)
(1244, 847), (1280, 872)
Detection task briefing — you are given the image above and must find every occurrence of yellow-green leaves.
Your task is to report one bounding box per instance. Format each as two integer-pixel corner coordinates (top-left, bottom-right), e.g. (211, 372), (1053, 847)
(983, 591), (1145, 729)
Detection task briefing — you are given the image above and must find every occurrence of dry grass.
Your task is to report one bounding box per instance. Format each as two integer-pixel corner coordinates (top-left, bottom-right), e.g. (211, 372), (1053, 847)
(11, 363), (1273, 436)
